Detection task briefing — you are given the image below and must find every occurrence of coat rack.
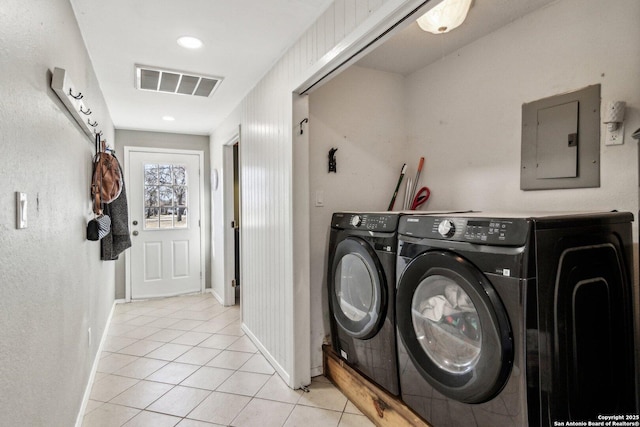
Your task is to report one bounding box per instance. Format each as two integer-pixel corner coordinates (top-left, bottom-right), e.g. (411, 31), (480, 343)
(51, 67), (104, 142)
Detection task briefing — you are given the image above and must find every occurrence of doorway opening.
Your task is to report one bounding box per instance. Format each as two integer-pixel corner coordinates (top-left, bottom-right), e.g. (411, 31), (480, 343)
(222, 136), (241, 307)
(233, 142), (241, 302)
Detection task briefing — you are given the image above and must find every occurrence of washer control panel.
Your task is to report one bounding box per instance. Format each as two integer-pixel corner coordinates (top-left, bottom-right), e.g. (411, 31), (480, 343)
(332, 212), (399, 232)
(399, 216), (529, 246)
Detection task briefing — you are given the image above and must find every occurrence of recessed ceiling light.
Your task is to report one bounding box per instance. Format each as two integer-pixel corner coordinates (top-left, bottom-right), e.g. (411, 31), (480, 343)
(162, 116), (175, 121)
(177, 36), (203, 49)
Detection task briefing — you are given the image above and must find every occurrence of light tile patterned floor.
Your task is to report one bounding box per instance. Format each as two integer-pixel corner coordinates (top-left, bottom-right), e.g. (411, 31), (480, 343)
(82, 293), (374, 427)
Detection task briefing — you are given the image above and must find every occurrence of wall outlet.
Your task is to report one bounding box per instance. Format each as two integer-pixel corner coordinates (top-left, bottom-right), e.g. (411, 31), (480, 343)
(605, 123), (624, 146)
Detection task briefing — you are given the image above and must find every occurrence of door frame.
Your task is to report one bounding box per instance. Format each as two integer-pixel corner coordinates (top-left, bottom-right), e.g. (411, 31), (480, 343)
(123, 146), (206, 302)
(222, 134), (240, 306)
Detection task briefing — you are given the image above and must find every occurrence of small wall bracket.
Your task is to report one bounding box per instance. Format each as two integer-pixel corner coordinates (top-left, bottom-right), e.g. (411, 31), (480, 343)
(328, 148), (338, 173)
(299, 118), (308, 135)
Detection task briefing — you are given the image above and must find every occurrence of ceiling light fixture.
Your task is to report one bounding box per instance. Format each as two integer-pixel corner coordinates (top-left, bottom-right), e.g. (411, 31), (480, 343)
(162, 116), (175, 121)
(177, 36), (203, 49)
(417, 0), (472, 34)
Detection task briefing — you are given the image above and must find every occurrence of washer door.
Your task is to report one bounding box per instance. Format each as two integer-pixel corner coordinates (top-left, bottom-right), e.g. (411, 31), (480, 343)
(396, 250), (513, 403)
(330, 237), (386, 340)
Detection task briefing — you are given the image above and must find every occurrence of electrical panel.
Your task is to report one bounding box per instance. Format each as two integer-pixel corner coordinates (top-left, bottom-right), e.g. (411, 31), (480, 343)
(521, 85), (600, 191)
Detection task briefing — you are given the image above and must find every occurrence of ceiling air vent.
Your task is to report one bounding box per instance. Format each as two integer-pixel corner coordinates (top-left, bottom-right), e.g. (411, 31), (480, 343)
(135, 65), (223, 97)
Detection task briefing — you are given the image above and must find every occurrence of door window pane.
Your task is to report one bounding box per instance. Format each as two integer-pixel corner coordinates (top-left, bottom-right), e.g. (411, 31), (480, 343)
(144, 186), (159, 229)
(174, 187), (188, 228)
(174, 165), (187, 185)
(143, 164), (189, 230)
(158, 186), (173, 228)
(158, 165), (172, 184)
(144, 164), (158, 185)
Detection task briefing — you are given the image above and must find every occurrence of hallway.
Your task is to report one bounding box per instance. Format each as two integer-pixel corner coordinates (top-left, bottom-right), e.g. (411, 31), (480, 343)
(82, 293), (373, 427)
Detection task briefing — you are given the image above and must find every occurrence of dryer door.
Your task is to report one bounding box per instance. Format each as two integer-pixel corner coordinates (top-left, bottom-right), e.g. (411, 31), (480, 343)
(330, 237), (386, 340)
(396, 250), (513, 403)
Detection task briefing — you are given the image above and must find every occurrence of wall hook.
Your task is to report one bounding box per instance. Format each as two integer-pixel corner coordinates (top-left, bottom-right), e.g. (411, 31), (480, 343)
(52, 68), (101, 143)
(299, 118), (308, 135)
(68, 88), (83, 100)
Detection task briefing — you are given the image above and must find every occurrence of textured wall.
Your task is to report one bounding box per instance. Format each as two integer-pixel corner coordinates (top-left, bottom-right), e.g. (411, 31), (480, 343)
(404, 0), (640, 221)
(0, 0), (116, 425)
(113, 130), (211, 300)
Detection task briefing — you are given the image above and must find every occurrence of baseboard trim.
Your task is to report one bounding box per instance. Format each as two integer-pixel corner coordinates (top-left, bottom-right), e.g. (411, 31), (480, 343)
(207, 287), (227, 306)
(241, 323), (294, 387)
(310, 366), (323, 378)
(74, 300), (118, 427)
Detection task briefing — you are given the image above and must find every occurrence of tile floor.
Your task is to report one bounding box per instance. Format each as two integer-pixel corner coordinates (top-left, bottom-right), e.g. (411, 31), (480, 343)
(82, 293), (374, 427)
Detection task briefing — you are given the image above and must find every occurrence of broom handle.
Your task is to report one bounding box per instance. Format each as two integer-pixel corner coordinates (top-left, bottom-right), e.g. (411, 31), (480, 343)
(388, 164), (407, 211)
(411, 157), (425, 202)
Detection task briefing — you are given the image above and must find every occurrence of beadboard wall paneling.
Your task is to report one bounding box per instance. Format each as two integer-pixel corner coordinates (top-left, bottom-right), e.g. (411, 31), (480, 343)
(231, 0), (419, 387)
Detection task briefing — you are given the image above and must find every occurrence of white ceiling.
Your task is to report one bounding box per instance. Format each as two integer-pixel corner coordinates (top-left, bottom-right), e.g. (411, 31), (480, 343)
(357, 0), (557, 76)
(72, 0), (556, 136)
(70, 0), (334, 135)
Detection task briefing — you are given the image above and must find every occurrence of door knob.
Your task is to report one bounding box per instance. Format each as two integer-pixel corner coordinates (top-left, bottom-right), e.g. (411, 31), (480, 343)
(132, 220), (138, 226)
(132, 230), (139, 236)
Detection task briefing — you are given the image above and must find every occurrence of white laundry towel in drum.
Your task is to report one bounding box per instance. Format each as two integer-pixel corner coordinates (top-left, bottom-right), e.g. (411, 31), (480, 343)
(420, 284), (474, 322)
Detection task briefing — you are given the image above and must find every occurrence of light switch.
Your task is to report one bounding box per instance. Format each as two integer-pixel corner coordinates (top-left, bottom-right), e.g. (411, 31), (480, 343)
(16, 192), (27, 229)
(315, 190), (324, 207)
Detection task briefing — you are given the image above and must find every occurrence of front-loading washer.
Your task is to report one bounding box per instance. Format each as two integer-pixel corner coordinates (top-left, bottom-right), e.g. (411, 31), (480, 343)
(327, 211), (401, 395)
(395, 212), (637, 426)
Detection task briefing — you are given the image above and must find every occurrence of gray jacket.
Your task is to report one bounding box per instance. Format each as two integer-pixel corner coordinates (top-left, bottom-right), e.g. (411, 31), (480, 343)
(101, 156), (132, 260)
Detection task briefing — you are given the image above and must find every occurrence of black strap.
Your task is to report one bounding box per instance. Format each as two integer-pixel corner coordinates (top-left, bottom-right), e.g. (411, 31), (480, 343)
(93, 133), (103, 215)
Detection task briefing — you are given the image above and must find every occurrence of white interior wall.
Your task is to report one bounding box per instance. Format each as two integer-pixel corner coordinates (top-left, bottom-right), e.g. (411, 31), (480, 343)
(0, 0), (116, 425)
(404, 0), (640, 219)
(308, 65), (408, 372)
(210, 0), (421, 387)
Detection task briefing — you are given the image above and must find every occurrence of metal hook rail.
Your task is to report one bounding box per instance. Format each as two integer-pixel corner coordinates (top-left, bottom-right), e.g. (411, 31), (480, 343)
(51, 67), (103, 142)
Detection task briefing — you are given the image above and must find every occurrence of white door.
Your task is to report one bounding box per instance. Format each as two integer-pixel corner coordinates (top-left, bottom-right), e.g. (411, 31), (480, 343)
(127, 149), (203, 299)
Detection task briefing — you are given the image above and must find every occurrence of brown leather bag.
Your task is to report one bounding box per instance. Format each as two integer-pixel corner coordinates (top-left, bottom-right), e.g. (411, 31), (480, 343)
(91, 136), (122, 215)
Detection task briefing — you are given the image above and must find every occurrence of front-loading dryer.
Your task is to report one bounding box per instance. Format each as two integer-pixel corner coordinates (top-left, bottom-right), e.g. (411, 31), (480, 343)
(327, 211), (401, 395)
(395, 212), (637, 426)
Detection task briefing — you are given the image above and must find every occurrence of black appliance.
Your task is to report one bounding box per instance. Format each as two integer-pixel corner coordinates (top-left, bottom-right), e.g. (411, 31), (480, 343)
(395, 212), (637, 426)
(327, 212), (401, 395)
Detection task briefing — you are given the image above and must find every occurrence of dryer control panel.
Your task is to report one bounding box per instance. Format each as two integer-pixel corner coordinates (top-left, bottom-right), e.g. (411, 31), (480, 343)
(332, 212), (399, 232)
(399, 216), (530, 246)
